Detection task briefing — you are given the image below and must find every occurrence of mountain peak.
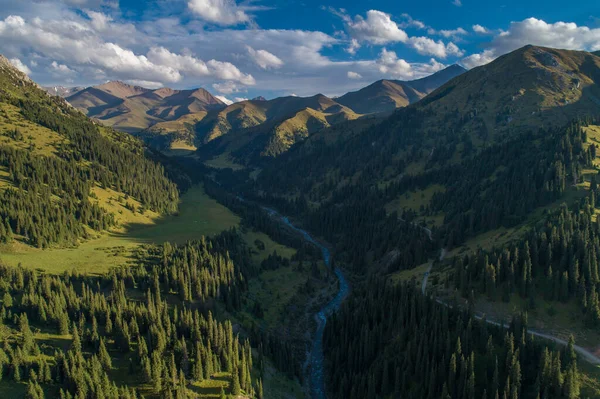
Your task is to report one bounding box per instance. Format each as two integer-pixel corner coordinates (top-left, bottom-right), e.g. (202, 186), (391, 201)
(96, 80), (150, 99)
(415, 45), (600, 138)
(336, 64), (465, 114)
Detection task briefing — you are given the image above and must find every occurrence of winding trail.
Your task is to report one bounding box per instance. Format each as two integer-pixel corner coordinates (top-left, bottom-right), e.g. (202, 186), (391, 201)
(261, 206), (350, 399)
(405, 217), (600, 364)
(420, 247), (600, 365)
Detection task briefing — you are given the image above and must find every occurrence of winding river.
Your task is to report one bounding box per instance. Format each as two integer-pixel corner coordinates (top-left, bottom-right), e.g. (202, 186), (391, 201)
(262, 207), (350, 399)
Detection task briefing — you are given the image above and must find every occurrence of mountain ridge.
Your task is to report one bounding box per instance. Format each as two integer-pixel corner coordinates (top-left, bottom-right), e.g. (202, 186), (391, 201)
(336, 64), (466, 114)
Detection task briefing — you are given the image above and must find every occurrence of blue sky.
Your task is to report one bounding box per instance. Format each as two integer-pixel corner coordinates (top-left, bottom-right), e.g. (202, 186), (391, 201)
(1, 0), (599, 102)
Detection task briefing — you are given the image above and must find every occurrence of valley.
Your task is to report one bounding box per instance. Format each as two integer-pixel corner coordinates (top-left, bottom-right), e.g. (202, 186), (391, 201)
(2, 40), (600, 399)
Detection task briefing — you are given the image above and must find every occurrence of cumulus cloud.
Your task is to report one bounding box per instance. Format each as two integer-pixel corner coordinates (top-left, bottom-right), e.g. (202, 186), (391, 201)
(473, 24), (489, 34)
(212, 81), (243, 94)
(126, 79), (164, 89)
(434, 27), (468, 39)
(338, 10), (463, 59)
(487, 17), (600, 53)
(9, 57), (31, 74)
(452, 0), (462, 6)
(0, 3), (470, 97)
(346, 10), (408, 44)
(346, 38), (360, 55)
(246, 46), (284, 69)
(377, 48), (413, 79)
(347, 71), (362, 79)
(0, 15), (254, 86)
(408, 37), (464, 58)
(461, 17), (600, 69)
(460, 49), (496, 69)
(50, 61), (75, 74)
(187, 0), (249, 26)
(399, 14), (426, 29)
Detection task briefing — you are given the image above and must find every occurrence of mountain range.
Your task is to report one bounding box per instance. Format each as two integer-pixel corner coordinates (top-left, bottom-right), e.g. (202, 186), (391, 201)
(43, 64), (466, 157)
(4, 44), (600, 398)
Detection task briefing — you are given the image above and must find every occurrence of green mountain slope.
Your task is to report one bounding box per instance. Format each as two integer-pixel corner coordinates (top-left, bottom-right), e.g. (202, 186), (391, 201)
(0, 55), (180, 249)
(240, 45), (600, 346)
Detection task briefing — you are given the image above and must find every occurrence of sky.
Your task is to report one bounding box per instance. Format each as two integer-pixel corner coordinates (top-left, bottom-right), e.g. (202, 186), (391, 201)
(0, 0), (599, 102)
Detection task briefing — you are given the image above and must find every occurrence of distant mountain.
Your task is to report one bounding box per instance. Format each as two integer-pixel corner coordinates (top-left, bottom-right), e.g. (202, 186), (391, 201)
(56, 65), (463, 157)
(66, 81), (226, 133)
(336, 64), (466, 114)
(187, 93), (361, 161)
(191, 66), (463, 161)
(43, 85), (85, 98)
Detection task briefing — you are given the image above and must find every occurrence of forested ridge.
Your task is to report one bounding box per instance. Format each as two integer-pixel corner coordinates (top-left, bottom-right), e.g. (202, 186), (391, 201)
(3, 44), (600, 399)
(325, 279), (581, 399)
(0, 230), (286, 398)
(0, 62), (181, 248)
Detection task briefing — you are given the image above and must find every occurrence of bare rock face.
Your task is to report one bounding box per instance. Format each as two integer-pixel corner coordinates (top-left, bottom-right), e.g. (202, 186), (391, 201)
(0, 55), (34, 85)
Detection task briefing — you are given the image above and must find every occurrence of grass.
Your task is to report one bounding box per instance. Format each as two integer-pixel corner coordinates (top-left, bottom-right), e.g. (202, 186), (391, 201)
(0, 185), (299, 278)
(388, 261), (431, 287)
(204, 152), (245, 170)
(243, 229), (296, 265)
(262, 361), (304, 399)
(0, 185), (240, 274)
(385, 184), (446, 227)
(474, 294), (600, 349)
(0, 103), (67, 157)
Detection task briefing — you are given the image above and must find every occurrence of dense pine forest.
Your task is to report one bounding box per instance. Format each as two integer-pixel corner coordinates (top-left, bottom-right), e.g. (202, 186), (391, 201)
(3, 44), (600, 399)
(0, 231), (274, 398)
(324, 279), (581, 399)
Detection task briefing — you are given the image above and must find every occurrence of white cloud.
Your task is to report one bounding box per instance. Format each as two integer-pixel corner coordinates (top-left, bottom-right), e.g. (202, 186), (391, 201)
(460, 49), (496, 69)
(487, 17), (600, 53)
(187, 0), (249, 26)
(340, 10), (463, 59)
(86, 10), (112, 31)
(9, 57), (31, 74)
(126, 79), (164, 89)
(435, 27), (468, 39)
(51, 61), (75, 74)
(452, 0), (462, 6)
(147, 46), (209, 76)
(346, 38), (360, 54)
(346, 10), (408, 44)
(0, 4), (470, 97)
(377, 48), (413, 79)
(400, 14), (425, 30)
(472, 24), (489, 34)
(461, 17), (600, 69)
(347, 71), (362, 79)
(215, 95), (233, 105)
(246, 46), (284, 69)
(0, 15), (255, 86)
(233, 97), (248, 102)
(408, 37), (464, 58)
(207, 59), (255, 84)
(212, 81), (244, 94)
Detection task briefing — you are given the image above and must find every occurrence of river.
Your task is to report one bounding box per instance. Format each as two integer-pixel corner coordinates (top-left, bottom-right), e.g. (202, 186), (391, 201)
(261, 206), (350, 399)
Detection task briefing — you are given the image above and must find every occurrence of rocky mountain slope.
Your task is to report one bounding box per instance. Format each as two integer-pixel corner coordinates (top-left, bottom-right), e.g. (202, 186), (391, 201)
(65, 81), (226, 133)
(336, 64), (466, 114)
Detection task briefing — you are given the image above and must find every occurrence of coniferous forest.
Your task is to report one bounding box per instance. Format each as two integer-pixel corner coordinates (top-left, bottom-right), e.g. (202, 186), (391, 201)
(2, 41), (600, 399)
